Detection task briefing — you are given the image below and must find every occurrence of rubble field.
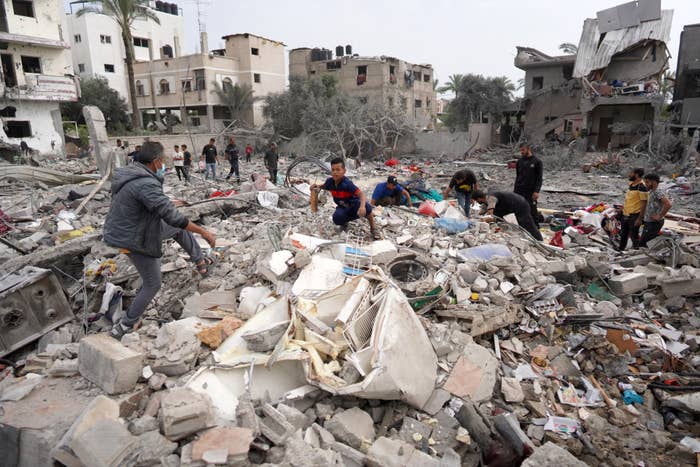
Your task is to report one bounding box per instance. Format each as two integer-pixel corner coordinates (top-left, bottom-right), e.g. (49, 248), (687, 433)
(1, 148), (700, 467)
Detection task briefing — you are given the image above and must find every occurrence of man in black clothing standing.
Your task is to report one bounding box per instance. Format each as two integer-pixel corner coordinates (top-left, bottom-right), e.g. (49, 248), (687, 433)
(181, 144), (192, 183)
(224, 137), (240, 182)
(201, 138), (219, 180)
(514, 143), (543, 227)
(473, 190), (543, 241)
(264, 143), (279, 185)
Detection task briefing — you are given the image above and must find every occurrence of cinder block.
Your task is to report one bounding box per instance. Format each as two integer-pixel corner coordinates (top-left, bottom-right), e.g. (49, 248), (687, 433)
(69, 418), (137, 467)
(608, 272), (648, 295)
(493, 412), (535, 457)
(159, 388), (212, 441)
(78, 334), (143, 394)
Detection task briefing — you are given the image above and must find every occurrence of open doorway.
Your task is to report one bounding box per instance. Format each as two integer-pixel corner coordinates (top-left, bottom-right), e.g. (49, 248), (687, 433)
(1, 54), (16, 87)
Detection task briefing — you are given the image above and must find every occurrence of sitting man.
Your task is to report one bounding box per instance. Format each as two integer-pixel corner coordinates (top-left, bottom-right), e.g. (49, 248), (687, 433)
(311, 158), (380, 239)
(371, 176), (411, 207)
(443, 169), (478, 217)
(103, 141), (217, 338)
(472, 190), (543, 241)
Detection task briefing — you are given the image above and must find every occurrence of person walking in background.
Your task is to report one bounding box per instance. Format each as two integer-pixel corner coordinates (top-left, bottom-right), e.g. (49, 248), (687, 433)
(618, 167), (649, 251)
(173, 144), (186, 182)
(443, 169), (478, 217)
(225, 137), (240, 182)
(513, 143), (543, 227)
(639, 173), (671, 247)
(245, 143), (253, 163)
(201, 138), (219, 180)
(181, 144), (192, 183)
(264, 142), (279, 185)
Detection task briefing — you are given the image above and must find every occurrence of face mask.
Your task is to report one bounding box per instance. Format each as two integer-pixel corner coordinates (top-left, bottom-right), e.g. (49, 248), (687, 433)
(156, 162), (166, 177)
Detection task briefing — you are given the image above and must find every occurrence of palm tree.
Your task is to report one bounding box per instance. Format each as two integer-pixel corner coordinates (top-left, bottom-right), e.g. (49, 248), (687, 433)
(76, 0), (160, 129)
(559, 42), (578, 54)
(516, 77), (525, 90)
(437, 74), (464, 96)
(213, 81), (260, 127)
(660, 71), (675, 103)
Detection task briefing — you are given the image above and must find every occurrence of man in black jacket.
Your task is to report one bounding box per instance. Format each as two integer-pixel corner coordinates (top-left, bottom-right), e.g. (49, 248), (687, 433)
(514, 143), (543, 227)
(103, 141), (217, 338)
(473, 190), (543, 241)
(225, 137), (240, 182)
(264, 142), (279, 184)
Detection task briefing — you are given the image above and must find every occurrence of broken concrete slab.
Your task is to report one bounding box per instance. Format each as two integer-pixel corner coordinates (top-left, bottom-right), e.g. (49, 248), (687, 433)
(78, 334), (143, 394)
(191, 427), (254, 463)
(260, 403), (297, 445)
(366, 436), (439, 467)
(159, 388), (213, 441)
(69, 418), (137, 467)
(283, 436), (343, 466)
(324, 407), (376, 450)
(443, 343), (498, 402)
(150, 317), (205, 376)
(421, 387), (452, 415)
(608, 272), (648, 295)
(521, 441), (589, 466)
(368, 240), (398, 264)
(134, 430), (178, 465)
(494, 412), (535, 457)
(398, 416), (433, 445)
(501, 377), (525, 403)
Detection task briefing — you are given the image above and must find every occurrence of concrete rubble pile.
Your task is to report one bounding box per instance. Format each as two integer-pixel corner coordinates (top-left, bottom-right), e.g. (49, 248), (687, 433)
(2, 152), (700, 467)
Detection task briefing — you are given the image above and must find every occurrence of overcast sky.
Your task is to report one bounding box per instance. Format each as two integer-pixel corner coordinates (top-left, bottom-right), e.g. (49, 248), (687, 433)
(66, 0), (700, 91)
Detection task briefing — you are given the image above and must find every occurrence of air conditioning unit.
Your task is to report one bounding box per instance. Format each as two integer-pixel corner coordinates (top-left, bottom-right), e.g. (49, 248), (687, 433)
(621, 83), (645, 94)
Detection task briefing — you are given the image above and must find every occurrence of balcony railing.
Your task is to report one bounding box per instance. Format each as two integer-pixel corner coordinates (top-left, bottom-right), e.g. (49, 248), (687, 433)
(4, 74), (78, 102)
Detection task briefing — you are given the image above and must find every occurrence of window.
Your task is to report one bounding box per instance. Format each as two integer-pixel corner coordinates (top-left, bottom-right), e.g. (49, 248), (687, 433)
(532, 76), (543, 90)
(251, 47), (259, 56)
(1, 54), (16, 87)
(133, 37), (149, 48)
(12, 0), (34, 18)
(100, 35), (111, 44)
(159, 79), (170, 94)
(136, 80), (144, 96)
(222, 77), (233, 92)
(388, 97), (394, 107)
(326, 61), (341, 70)
(423, 73), (430, 83)
(74, 34), (82, 43)
(181, 80), (192, 92)
(253, 73), (261, 83)
(0, 106), (17, 117)
(21, 56), (41, 74)
(104, 64), (115, 73)
(414, 99), (422, 108)
(161, 45), (173, 59)
(78, 63), (85, 73)
(413, 70), (421, 81)
(191, 117), (201, 127)
(5, 120), (31, 138)
(357, 65), (367, 86)
(194, 69), (205, 90)
(389, 65), (396, 84)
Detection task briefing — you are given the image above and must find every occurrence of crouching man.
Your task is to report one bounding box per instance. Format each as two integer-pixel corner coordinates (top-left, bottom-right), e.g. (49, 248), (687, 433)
(371, 176), (411, 207)
(103, 141), (217, 339)
(311, 157), (380, 240)
(472, 190), (543, 241)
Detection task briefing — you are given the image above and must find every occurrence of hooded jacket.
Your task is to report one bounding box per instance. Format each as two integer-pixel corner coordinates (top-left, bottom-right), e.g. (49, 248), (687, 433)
(103, 163), (188, 257)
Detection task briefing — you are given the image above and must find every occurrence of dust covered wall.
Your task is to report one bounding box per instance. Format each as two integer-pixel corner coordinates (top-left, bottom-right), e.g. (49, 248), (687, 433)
(523, 65), (571, 96)
(605, 43), (668, 82)
(523, 88), (581, 137)
(0, 101), (65, 154)
(589, 103), (655, 148)
(396, 131), (471, 159)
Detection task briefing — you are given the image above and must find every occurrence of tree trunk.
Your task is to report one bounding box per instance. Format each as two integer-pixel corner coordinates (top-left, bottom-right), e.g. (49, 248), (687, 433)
(122, 28), (142, 129)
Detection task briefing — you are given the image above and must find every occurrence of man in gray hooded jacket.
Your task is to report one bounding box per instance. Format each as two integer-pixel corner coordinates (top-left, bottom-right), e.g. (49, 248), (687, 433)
(103, 141), (216, 338)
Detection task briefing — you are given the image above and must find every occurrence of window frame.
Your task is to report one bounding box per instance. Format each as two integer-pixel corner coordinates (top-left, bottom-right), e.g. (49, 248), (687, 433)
(20, 55), (41, 74)
(12, 0), (34, 18)
(5, 120), (32, 138)
(253, 73), (261, 83)
(100, 34), (112, 44)
(77, 63), (85, 73)
(251, 47), (259, 56)
(103, 63), (115, 73)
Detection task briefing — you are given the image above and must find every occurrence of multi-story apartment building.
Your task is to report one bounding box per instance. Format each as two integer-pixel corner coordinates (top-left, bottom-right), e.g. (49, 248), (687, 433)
(0, 0), (78, 155)
(289, 46), (437, 129)
(64, 0), (185, 101)
(131, 32), (285, 131)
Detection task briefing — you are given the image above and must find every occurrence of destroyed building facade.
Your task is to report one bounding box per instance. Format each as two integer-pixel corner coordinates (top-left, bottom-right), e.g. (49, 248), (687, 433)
(672, 23), (700, 128)
(131, 32), (285, 130)
(63, 0), (185, 101)
(0, 0), (78, 155)
(516, 0), (672, 149)
(289, 46), (437, 129)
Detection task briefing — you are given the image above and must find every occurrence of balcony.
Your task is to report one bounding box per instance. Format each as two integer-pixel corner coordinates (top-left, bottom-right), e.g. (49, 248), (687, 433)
(0, 31), (69, 49)
(4, 75), (78, 102)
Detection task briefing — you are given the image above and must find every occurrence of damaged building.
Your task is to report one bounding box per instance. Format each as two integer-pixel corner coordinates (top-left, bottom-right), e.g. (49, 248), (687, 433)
(289, 46), (437, 129)
(516, 0), (672, 149)
(0, 0), (78, 155)
(672, 23), (700, 129)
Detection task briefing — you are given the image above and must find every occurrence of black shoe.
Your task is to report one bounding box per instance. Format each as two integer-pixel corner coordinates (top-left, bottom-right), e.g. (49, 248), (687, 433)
(110, 321), (133, 340)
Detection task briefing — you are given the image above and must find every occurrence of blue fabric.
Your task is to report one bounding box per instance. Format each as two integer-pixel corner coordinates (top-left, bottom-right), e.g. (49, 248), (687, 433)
(372, 182), (403, 201)
(456, 191), (472, 217)
(332, 200), (373, 225)
(205, 162), (217, 180)
(323, 177), (360, 206)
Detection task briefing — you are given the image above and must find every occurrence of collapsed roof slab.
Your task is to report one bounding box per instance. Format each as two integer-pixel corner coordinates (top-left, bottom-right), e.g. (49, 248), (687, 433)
(574, 9), (673, 79)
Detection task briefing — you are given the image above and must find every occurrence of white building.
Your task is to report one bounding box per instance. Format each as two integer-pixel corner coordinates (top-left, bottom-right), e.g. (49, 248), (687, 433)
(64, 0), (185, 101)
(0, 0), (78, 155)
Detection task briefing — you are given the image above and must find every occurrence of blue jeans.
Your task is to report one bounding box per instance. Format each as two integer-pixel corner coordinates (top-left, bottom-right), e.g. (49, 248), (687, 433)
(455, 191), (472, 217)
(205, 162), (217, 180)
(332, 200), (373, 225)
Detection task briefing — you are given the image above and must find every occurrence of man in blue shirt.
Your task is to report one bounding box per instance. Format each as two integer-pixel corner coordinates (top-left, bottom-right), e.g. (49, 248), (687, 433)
(371, 176), (411, 207)
(311, 158), (380, 239)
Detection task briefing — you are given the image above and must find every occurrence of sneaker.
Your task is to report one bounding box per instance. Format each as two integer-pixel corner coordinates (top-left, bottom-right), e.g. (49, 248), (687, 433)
(110, 321), (133, 340)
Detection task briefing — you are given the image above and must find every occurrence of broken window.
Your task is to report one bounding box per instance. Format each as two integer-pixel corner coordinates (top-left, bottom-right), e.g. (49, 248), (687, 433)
(100, 35), (112, 44)
(222, 77), (233, 92)
(194, 69), (205, 90)
(1, 54), (16, 87)
(74, 34), (81, 43)
(563, 64), (573, 81)
(12, 0), (33, 18)
(596, 32), (607, 51)
(161, 45), (173, 59)
(532, 76), (544, 90)
(423, 73), (430, 83)
(254, 73), (261, 83)
(413, 70), (421, 81)
(213, 106), (231, 119)
(251, 47), (259, 56)
(5, 120), (31, 138)
(326, 61), (341, 70)
(0, 106), (16, 117)
(133, 37), (149, 48)
(159, 79), (170, 94)
(136, 80), (144, 96)
(104, 64), (115, 73)
(414, 99), (422, 108)
(357, 65), (367, 85)
(78, 63), (85, 73)
(389, 65), (396, 84)
(21, 56), (41, 74)
(181, 80), (192, 92)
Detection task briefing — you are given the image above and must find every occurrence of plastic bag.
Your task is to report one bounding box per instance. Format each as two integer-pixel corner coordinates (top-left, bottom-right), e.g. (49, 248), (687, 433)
(418, 201), (438, 217)
(434, 218), (474, 234)
(457, 243), (512, 261)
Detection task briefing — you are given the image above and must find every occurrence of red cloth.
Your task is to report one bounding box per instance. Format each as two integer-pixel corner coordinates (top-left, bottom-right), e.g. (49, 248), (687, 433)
(0, 208), (11, 236)
(210, 190), (236, 198)
(418, 201), (438, 218)
(549, 230), (564, 248)
(384, 159), (399, 167)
